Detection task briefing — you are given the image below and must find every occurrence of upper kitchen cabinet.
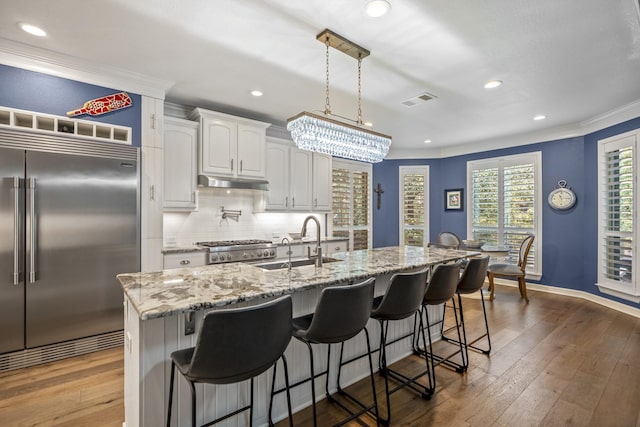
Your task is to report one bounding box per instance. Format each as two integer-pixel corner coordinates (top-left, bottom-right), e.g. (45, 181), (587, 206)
(312, 152), (332, 211)
(263, 137), (332, 212)
(163, 117), (198, 211)
(189, 108), (270, 178)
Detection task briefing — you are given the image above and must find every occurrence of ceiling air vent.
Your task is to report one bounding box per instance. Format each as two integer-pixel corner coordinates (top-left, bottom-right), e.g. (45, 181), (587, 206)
(401, 92), (437, 108)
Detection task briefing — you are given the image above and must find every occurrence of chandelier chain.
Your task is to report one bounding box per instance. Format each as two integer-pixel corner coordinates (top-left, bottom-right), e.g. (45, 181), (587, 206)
(324, 37), (331, 115)
(357, 55), (363, 125)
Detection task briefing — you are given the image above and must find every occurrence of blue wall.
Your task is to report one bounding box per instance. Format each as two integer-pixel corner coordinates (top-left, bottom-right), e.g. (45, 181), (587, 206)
(374, 118), (640, 308)
(0, 64), (141, 147)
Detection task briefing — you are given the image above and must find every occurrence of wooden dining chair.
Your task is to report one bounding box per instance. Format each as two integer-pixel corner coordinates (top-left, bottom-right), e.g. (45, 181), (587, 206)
(486, 235), (535, 302)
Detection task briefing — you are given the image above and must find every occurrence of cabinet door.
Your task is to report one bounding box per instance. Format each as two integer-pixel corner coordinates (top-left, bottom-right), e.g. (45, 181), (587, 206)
(265, 143), (289, 210)
(312, 153), (332, 211)
(289, 148), (313, 211)
(237, 124), (266, 177)
(164, 119), (198, 210)
(200, 117), (236, 175)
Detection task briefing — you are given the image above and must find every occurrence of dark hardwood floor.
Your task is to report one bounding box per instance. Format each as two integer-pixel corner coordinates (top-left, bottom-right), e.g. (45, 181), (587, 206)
(1, 284), (638, 426)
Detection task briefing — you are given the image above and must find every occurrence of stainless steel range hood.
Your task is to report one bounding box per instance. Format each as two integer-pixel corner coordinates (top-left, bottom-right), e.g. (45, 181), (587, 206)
(197, 174), (269, 191)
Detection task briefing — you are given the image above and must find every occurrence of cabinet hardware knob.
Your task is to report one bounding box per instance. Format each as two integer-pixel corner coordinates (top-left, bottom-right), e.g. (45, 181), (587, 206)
(180, 260), (191, 265)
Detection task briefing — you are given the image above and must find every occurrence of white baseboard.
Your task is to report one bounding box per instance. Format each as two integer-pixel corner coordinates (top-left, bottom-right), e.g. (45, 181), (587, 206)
(492, 278), (640, 318)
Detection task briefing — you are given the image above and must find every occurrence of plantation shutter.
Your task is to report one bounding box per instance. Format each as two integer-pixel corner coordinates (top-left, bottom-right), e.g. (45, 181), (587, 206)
(468, 153), (540, 276)
(602, 140), (634, 284)
(331, 161), (371, 250)
(400, 167), (428, 246)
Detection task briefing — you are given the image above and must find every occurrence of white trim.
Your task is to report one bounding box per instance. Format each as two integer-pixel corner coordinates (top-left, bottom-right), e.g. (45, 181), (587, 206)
(0, 38), (172, 99)
(385, 98), (640, 159)
(466, 151), (543, 277)
(330, 159), (373, 250)
(398, 165), (430, 246)
(596, 283), (640, 304)
(492, 278), (640, 318)
(597, 130), (640, 303)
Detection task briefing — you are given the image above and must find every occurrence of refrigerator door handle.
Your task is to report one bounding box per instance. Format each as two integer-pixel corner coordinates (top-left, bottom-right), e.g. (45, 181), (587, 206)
(27, 177), (37, 284)
(12, 176), (20, 285)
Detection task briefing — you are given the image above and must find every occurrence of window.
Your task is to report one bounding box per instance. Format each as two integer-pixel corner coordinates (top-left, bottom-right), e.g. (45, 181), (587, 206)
(331, 159), (372, 250)
(467, 152), (542, 278)
(399, 166), (429, 246)
(597, 131), (640, 302)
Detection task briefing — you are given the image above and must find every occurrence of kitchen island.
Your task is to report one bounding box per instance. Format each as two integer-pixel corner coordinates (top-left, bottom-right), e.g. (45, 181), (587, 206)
(118, 246), (475, 427)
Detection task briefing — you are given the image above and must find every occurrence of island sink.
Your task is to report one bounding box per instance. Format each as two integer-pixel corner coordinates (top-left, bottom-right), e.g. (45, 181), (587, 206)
(252, 257), (342, 270)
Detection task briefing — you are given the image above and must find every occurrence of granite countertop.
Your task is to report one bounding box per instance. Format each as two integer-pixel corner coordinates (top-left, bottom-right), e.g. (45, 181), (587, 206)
(161, 238), (348, 254)
(118, 246), (478, 321)
(162, 246), (207, 254)
(275, 237), (348, 246)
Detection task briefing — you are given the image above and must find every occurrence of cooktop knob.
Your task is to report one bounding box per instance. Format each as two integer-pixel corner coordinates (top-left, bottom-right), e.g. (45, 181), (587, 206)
(211, 254), (219, 262)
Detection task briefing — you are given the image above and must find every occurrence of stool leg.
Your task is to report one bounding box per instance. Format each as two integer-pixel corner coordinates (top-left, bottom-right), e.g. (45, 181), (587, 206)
(249, 377), (254, 427)
(479, 290), (492, 354)
(268, 359), (277, 426)
(281, 355), (294, 427)
(377, 319), (391, 425)
(422, 308), (436, 392)
(363, 328), (381, 427)
(166, 361), (176, 427)
(302, 340), (318, 427)
(454, 295), (469, 369)
(325, 344), (334, 402)
(268, 355), (294, 427)
(188, 380), (196, 427)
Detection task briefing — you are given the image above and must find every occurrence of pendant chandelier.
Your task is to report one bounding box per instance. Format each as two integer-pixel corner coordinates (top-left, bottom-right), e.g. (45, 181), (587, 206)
(287, 29), (392, 163)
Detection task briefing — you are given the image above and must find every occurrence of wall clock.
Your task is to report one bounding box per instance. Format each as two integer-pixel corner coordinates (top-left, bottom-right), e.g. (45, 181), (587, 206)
(548, 180), (576, 210)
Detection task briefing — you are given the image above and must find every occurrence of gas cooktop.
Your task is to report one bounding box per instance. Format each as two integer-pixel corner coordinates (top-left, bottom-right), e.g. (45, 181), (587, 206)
(196, 240), (276, 264)
(196, 239), (271, 247)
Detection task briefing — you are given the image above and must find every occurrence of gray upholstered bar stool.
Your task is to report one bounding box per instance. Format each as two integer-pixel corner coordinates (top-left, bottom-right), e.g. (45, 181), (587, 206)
(440, 256), (491, 371)
(412, 263), (464, 389)
(368, 268), (429, 425)
(166, 295), (294, 427)
(271, 278), (378, 427)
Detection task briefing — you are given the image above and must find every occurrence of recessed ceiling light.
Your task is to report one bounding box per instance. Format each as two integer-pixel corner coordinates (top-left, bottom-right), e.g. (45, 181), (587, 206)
(250, 90), (263, 97)
(484, 80), (503, 89)
(533, 115), (547, 121)
(19, 23), (46, 37)
(365, 0), (391, 17)
(424, 139), (432, 144)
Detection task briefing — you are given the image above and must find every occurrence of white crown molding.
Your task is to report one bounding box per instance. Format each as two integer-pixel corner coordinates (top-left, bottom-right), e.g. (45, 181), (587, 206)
(0, 38), (174, 100)
(386, 98), (640, 160)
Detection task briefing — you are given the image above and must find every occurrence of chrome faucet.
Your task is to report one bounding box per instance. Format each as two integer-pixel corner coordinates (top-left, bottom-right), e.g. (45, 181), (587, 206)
(281, 237), (292, 271)
(301, 215), (323, 267)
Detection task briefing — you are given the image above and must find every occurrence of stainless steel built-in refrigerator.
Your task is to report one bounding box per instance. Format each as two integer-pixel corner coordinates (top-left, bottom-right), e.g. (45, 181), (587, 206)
(0, 129), (139, 355)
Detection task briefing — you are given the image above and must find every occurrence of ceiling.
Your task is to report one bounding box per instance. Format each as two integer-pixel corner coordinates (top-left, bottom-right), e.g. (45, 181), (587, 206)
(1, 0), (640, 158)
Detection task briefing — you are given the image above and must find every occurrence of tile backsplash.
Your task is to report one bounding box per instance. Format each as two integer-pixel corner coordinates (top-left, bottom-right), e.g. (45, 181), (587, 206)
(163, 188), (325, 246)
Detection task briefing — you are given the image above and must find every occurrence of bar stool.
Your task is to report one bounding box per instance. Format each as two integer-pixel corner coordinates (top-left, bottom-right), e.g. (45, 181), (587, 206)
(166, 296), (293, 427)
(440, 256), (491, 371)
(411, 263), (464, 394)
(368, 268), (429, 425)
(271, 278), (378, 427)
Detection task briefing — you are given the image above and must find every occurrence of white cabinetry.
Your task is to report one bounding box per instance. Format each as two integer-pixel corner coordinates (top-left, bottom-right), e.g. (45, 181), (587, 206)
(264, 138), (332, 212)
(163, 252), (206, 269)
(312, 153), (332, 211)
(190, 108), (270, 178)
(163, 117), (198, 210)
